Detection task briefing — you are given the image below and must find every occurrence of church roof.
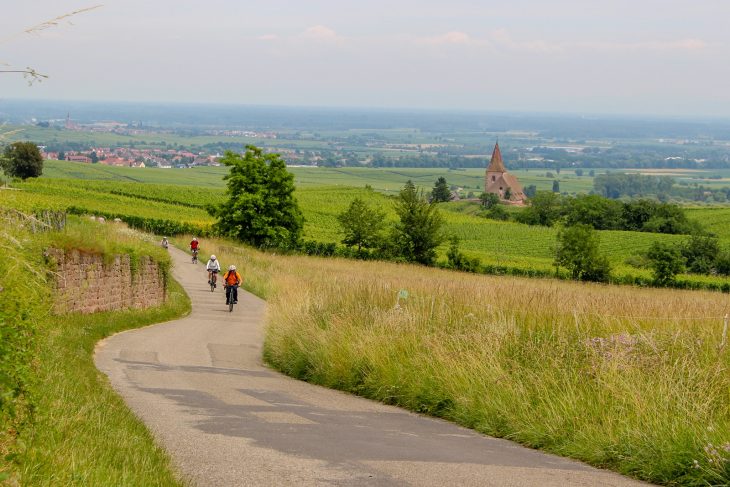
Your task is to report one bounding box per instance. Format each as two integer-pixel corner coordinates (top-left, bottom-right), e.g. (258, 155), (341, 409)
(487, 142), (507, 172)
(487, 142), (507, 173)
(502, 173), (525, 194)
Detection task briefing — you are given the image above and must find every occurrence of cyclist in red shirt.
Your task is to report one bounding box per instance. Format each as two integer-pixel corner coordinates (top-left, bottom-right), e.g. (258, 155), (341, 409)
(190, 237), (200, 263)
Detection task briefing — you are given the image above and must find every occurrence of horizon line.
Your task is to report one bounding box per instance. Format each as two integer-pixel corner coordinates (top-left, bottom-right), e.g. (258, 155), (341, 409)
(2, 97), (730, 123)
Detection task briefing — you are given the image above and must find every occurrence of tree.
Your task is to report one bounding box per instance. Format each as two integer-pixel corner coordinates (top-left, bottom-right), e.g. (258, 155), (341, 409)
(207, 146), (303, 248)
(504, 187), (513, 200)
(89, 151), (99, 163)
(1, 142), (44, 180)
(392, 180), (445, 265)
(58, 151), (66, 161)
(564, 194), (623, 230)
(552, 180), (560, 193)
(337, 198), (386, 253)
(431, 177), (452, 202)
(575, 168), (584, 177)
(646, 242), (684, 286)
(479, 192), (499, 208)
(555, 224), (611, 282)
(515, 191), (563, 227)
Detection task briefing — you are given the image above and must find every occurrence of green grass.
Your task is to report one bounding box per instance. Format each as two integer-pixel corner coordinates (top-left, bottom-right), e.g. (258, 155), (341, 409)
(16, 278), (190, 486)
(1, 215), (190, 485)
(686, 207), (730, 241)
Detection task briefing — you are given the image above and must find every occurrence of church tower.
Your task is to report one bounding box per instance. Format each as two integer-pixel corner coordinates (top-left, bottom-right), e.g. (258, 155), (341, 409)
(485, 142), (506, 190)
(484, 141), (526, 204)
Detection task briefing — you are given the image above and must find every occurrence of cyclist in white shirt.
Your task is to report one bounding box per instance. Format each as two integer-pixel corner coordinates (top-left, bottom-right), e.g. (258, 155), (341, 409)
(206, 254), (221, 285)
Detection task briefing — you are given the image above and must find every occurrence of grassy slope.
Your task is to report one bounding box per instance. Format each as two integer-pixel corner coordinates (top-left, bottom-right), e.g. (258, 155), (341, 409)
(1, 217), (190, 485)
(18, 279), (190, 486)
(190, 236), (730, 486)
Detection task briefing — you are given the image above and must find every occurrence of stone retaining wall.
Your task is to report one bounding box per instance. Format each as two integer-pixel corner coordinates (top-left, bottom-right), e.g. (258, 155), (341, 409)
(48, 249), (165, 314)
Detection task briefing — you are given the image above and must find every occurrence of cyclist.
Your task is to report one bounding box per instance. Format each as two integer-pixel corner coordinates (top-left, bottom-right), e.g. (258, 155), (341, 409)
(206, 254), (221, 285)
(161, 236), (169, 249)
(190, 237), (199, 261)
(223, 264), (242, 305)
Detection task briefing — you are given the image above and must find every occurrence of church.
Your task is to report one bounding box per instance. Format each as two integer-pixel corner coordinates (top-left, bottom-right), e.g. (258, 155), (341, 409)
(484, 141), (526, 204)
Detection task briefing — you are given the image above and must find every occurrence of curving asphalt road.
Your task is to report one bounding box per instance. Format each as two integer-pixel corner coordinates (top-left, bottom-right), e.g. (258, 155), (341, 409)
(95, 246), (648, 486)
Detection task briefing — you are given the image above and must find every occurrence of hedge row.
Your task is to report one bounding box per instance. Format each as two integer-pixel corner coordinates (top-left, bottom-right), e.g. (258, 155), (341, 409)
(66, 206), (212, 237)
(64, 206), (729, 294)
(297, 239), (730, 293)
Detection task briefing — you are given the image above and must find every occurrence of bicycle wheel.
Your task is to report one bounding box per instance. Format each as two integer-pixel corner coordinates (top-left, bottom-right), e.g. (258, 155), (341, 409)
(210, 277), (215, 292)
(229, 298), (234, 312)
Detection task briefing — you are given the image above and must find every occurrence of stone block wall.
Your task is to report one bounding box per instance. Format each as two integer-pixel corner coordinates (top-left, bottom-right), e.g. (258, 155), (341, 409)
(48, 249), (165, 314)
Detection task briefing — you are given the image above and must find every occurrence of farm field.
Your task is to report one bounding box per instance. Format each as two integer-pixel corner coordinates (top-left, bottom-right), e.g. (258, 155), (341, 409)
(38, 159), (730, 196)
(4, 170), (730, 288)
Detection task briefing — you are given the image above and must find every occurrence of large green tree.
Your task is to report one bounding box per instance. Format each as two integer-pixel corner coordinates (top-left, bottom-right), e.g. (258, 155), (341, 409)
(337, 198), (386, 253)
(1, 142), (44, 180)
(555, 224), (611, 282)
(208, 146), (303, 248)
(392, 180), (445, 265)
(431, 176), (451, 203)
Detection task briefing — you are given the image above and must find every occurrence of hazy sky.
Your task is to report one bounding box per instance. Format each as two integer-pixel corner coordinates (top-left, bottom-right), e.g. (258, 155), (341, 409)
(2, 1), (729, 117)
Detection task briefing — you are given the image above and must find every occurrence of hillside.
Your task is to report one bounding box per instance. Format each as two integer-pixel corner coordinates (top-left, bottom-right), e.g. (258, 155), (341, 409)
(4, 161), (729, 289)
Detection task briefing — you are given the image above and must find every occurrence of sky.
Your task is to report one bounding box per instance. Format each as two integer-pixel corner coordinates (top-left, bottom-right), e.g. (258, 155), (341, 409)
(1, 0), (729, 117)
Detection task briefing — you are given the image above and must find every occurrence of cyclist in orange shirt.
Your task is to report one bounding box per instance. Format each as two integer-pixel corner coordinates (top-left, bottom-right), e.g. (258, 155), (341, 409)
(223, 265), (242, 305)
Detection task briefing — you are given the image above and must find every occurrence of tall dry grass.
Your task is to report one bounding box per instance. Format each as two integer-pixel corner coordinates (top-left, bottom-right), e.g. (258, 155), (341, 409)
(198, 238), (730, 485)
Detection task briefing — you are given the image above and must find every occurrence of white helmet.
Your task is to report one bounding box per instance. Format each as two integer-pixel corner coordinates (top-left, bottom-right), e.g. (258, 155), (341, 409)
(193, 237), (198, 241)
(210, 255), (216, 260)
(229, 265), (236, 271)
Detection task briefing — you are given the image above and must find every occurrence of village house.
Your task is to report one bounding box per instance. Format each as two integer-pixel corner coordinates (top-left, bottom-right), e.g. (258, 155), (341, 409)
(484, 141), (526, 204)
(66, 155), (92, 163)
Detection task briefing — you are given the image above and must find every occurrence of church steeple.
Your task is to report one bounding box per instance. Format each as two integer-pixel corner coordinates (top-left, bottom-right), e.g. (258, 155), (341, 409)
(487, 141), (506, 173)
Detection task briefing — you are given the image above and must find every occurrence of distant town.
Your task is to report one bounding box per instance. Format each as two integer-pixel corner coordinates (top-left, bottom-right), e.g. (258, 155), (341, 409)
(42, 146), (221, 169)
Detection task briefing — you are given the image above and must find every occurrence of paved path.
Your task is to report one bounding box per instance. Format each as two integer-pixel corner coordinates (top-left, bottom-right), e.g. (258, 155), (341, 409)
(96, 247), (647, 486)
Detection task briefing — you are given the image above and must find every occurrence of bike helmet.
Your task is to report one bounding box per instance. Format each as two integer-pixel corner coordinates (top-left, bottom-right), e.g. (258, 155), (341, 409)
(210, 255), (216, 260)
(229, 265), (236, 271)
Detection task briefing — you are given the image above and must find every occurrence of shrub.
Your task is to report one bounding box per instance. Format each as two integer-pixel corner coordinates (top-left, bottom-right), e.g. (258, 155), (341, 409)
(445, 237), (481, 273)
(681, 235), (720, 274)
(555, 224), (611, 282)
(646, 242), (684, 286)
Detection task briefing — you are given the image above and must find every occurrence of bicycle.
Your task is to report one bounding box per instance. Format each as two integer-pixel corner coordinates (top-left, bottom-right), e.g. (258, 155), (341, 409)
(225, 284), (238, 312)
(209, 271), (217, 292)
(191, 249), (198, 264)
